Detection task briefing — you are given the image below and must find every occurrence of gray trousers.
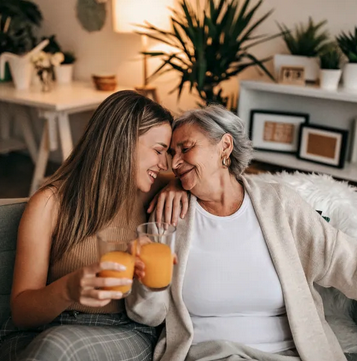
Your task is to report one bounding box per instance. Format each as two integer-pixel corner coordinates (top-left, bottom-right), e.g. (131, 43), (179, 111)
(0, 311), (157, 361)
(186, 340), (301, 361)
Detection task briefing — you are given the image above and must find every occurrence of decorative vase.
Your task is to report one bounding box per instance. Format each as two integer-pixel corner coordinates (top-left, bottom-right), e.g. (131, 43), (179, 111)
(274, 54), (320, 82)
(319, 69), (342, 91)
(342, 63), (357, 91)
(54, 64), (74, 84)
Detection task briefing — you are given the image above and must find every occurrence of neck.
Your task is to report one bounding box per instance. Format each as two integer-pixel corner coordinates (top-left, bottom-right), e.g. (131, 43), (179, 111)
(195, 172), (244, 216)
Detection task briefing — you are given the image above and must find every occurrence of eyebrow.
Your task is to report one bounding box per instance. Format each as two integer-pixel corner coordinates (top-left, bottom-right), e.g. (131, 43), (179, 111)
(168, 140), (190, 154)
(157, 142), (168, 149)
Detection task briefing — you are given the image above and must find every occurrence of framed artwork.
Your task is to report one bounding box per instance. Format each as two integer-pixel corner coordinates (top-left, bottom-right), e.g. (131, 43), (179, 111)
(297, 124), (348, 168)
(249, 110), (309, 153)
(279, 65), (305, 86)
(351, 118), (357, 164)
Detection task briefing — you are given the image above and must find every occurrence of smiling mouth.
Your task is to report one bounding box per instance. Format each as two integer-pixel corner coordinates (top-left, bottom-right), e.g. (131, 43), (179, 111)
(147, 170), (158, 182)
(178, 168), (194, 179)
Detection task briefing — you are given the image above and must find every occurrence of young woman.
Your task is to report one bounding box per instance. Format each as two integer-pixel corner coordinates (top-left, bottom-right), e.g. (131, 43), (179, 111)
(0, 90), (186, 361)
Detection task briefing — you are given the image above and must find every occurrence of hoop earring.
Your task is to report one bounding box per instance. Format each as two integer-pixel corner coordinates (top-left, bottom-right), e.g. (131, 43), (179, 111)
(222, 157), (231, 168)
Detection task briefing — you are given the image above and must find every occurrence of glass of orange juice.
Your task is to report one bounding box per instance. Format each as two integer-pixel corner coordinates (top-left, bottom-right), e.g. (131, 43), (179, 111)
(136, 222), (176, 291)
(97, 227), (136, 297)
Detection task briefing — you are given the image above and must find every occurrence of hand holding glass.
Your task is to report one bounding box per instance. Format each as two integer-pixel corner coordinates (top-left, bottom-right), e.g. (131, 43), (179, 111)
(136, 222), (176, 291)
(97, 227), (136, 297)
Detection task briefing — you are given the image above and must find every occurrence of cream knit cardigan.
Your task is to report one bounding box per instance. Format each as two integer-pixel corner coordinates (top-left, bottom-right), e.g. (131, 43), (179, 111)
(126, 176), (357, 361)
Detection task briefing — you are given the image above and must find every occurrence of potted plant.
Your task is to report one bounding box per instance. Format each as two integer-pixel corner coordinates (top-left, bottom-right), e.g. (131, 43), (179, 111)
(42, 35), (76, 84)
(275, 18), (330, 82)
(0, 0), (42, 82)
(336, 27), (357, 90)
(138, 0), (279, 108)
(319, 44), (342, 90)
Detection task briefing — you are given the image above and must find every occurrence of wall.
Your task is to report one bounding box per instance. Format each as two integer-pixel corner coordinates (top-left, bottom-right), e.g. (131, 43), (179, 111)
(25, 0), (357, 160)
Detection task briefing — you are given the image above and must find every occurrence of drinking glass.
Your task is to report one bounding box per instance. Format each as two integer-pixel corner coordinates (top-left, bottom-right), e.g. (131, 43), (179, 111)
(136, 222), (176, 291)
(97, 227), (136, 297)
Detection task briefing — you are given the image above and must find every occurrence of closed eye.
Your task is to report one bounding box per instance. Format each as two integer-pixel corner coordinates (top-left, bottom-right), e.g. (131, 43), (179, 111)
(155, 150), (162, 155)
(182, 147), (190, 153)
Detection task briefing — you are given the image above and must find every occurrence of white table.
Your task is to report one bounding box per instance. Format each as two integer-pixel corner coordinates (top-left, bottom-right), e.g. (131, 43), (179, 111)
(0, 82), (130, 195)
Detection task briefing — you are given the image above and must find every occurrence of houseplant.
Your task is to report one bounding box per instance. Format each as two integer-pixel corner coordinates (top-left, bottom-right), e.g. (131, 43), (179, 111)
(42, 35), (76, 84)
(336, 27), (357, 90)
(319, 44), (342, 90)
(138, 0), (279, 108)
(0, 0), (42, 81)
(275, 18), (330, 82)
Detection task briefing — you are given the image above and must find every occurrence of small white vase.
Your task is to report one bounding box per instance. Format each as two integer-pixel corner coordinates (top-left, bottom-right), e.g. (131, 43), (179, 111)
(319, 69), (341, 91)
(342, 63), (357, 91)
(55, 64), (74, 84)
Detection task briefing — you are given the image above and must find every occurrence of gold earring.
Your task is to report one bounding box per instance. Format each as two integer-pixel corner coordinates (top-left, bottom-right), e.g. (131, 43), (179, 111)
(222, 156), (231, 168)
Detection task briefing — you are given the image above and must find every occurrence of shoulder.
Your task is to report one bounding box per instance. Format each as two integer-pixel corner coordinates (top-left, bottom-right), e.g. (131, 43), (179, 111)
(21, 187), (60, 230)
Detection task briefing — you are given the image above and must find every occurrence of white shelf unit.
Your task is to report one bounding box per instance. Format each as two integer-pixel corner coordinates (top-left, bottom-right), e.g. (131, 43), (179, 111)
(238, 80), (357, 182)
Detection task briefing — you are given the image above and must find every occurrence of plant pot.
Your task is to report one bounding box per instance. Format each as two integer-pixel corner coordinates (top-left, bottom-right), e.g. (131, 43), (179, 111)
(55, 64), (74, 84)
(274, 54), (320, 82)
(319, 69), (341, 91)
(342, 63), (357, 91)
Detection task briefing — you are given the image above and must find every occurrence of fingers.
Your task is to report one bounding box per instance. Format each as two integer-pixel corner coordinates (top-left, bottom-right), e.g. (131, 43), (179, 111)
(171, 196), (181, 226)
(85, 262), (126, 276)
(79, 297), (112, 308)
(164, 192), (175, 225)
(91, 277), (132, 289)
(82, 289), (124, 300)
(155, 194), (166, 224)
(181, 193), (189, 219)
(147, 194), (158, 214)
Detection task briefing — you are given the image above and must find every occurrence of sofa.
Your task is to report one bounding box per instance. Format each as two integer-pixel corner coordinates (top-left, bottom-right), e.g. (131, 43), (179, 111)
(0, 172), (356, 360)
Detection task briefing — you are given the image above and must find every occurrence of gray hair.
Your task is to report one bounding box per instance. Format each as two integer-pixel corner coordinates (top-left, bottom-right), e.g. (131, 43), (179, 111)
(173, 105), (253, 178)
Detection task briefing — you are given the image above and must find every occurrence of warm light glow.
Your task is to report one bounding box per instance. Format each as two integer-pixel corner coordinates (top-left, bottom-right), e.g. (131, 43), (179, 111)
(112, 0), (174, 33)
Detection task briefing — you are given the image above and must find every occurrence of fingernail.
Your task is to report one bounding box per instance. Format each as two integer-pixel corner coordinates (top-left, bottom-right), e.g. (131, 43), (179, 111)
(117, 265), (126, 271)
(113, 292), (123, 298)
(172, 222), (176, 226)
(126, 279), (133, 284)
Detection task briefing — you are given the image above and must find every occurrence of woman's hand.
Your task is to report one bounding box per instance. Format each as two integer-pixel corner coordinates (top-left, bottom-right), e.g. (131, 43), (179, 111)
(65, 262), (132, 307)
(147, 178), (189, 226)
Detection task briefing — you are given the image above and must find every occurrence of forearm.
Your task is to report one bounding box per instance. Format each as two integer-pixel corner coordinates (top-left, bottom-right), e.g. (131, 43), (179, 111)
(11, 274), (73, 328)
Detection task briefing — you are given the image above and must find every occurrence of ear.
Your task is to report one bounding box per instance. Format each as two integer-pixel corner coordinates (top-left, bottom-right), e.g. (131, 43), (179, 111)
(220, 133), (233, 156)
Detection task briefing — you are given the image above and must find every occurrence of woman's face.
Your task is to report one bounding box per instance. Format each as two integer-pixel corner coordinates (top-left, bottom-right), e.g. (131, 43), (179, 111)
(136, 122), (172, 193)
(170, 123), (222, 193)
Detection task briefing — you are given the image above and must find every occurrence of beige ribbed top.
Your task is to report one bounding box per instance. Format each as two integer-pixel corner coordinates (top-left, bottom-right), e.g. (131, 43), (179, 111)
(47, 194), (146, 314)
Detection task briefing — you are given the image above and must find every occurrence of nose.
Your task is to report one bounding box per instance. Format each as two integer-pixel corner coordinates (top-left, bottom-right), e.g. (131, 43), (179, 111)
(158, 153), (168, 171)
(171, 153), (183, 170)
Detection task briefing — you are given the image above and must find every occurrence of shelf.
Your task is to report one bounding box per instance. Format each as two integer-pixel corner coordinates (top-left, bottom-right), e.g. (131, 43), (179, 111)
(0, 138), (26, 154)
(240, 80), (357, 103)
(254, 151), (357, 182)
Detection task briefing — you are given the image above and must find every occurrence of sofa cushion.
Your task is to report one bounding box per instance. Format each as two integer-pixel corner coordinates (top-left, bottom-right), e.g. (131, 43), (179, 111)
(0, 202), (26, 325)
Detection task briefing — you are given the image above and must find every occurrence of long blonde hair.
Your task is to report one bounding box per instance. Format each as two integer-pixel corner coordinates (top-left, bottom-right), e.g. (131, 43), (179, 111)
(42, 90), (173, 263)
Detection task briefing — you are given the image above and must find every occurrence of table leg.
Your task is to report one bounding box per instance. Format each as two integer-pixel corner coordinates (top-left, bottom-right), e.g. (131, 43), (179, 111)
(29, 120), (50, 196)
(0, 102), (10, 140)
(17, 106), (38, 164)
(57, 112), (73, 161)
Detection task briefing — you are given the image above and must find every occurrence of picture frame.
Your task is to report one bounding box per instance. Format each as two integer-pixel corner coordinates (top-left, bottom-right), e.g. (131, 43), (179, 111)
(297, 124), (348, 168)
(351, 118), (357, 164)
(249, 110), (309, 153)
(279, 65), (305, 86)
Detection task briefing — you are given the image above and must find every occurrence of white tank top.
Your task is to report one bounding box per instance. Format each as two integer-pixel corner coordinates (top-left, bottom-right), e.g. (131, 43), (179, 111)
(182, 192), (295, 353)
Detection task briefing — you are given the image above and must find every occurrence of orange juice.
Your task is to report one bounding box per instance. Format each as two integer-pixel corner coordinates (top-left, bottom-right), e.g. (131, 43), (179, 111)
(99, 251), (135, 294)
(140, 243), (173, 289)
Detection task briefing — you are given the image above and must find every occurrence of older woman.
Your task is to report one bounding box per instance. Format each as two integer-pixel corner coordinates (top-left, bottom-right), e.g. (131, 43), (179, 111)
(126, 105), (357, 361)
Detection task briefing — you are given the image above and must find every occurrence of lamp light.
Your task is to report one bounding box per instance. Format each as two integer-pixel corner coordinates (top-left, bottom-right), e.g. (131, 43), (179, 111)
(112, 0), (174, 101)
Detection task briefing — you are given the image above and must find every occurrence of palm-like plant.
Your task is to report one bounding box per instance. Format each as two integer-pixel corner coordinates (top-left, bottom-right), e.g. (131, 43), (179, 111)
(277, 18), (330, 57)
(336, 27), (357, 63)
(138, 0), (278, 108)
